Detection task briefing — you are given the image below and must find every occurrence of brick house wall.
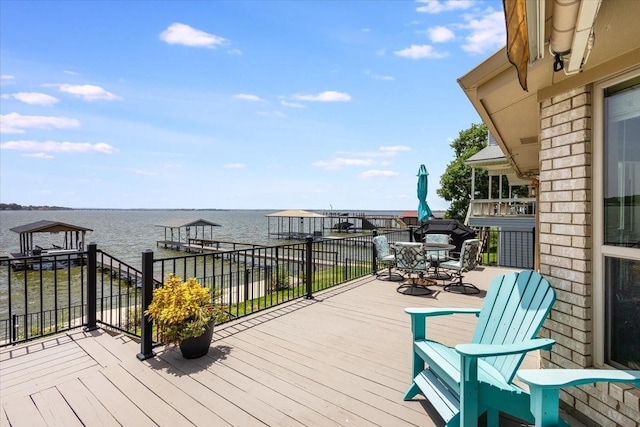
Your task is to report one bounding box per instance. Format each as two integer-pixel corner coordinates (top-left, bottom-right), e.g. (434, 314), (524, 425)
(538, 85), (640, 426)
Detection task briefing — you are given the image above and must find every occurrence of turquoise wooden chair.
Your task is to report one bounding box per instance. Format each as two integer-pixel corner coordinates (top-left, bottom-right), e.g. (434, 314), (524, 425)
(404, 270), (556, 427)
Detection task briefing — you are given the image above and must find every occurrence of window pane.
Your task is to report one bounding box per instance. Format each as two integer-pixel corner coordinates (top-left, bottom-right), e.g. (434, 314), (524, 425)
(603, 82), (640, 247)
(605, 257), (640, 369)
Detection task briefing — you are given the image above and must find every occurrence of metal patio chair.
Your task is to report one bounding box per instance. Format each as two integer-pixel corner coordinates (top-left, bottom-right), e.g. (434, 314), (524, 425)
(395, 242), (433, 295)
(439, 238), (481, 294)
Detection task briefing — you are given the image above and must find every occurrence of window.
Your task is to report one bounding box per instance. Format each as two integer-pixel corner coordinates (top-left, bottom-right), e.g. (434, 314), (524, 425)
(602, 76), (640, 369)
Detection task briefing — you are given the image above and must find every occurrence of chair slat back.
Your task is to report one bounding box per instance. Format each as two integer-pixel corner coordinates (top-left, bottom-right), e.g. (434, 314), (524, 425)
(471, 270), (556, 382)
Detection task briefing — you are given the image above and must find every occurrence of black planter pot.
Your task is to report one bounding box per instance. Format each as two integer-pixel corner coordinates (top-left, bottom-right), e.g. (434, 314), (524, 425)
(179, 320), (215, 359)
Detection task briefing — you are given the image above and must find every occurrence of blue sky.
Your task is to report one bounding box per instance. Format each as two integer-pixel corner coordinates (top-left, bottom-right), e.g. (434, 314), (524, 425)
(0, 0), (505, 211)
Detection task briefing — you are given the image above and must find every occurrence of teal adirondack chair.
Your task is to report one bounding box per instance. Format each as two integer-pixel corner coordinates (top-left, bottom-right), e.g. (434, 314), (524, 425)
(404, 270), (557, 427)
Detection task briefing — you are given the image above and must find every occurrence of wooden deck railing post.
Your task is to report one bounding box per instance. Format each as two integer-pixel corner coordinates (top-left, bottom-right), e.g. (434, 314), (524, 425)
(84, 242), (98, 331)
(137, 249), (155, 360)
(305, 236), (314, 299)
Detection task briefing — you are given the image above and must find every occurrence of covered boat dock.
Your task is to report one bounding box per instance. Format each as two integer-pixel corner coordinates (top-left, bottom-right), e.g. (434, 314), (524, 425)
(155, 218), (222, 252)
(266, 209), (327, 240)
(8, 220), (93, 256)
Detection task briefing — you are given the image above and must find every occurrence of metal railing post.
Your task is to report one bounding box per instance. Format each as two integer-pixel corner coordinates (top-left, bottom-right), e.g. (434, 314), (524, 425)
(371, 230), (378, 275)
(305, 236), (314, 299)
(84, 242), (98, 331)
(137, 249), (155, 360)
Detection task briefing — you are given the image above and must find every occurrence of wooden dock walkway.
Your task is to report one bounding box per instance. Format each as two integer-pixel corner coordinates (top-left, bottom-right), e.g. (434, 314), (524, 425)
(0, 266), (569, 427)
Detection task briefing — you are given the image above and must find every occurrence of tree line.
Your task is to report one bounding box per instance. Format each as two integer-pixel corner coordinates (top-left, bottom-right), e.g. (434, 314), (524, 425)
(0, 203), (72, 211)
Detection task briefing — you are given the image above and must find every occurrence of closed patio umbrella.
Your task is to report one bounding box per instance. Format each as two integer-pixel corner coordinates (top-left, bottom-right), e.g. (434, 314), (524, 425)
(417, 164), (432, 223)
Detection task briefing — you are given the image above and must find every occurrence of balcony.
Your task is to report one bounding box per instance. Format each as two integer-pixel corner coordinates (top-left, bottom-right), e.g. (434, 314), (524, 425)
(466, 198), (536, 229)
(0, 266), (546, 427)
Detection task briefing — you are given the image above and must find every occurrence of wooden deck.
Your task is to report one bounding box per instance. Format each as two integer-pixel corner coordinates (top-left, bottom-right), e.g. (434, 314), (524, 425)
(0, 266), (561, 427)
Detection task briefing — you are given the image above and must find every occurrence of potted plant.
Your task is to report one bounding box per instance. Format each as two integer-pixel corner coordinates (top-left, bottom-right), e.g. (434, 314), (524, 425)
(144, 274), (227, 359)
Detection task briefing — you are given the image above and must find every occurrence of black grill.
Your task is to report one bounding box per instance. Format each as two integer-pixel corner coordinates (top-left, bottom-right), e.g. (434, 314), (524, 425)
(414, 219), (477, 253)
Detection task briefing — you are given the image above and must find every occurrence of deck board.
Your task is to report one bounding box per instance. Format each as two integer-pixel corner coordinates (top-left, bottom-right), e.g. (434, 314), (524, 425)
(30, 386), (84, 427)
(1, 266), (557, 427)
(56, 379), (119, 427)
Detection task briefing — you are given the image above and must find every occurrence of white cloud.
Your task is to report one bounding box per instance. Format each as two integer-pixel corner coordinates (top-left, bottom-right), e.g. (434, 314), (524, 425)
(24, 152), (54, 159)
(0, 113), (80, 134)
(1, 74), (16, 83)
(134, 169), (157, 176)
(416, 0), (474, 14)
(428, 26), (455, 42)
(394, 44), (447, 59)
(359, 170), (400, 178)
(292, 91), (351, 102)
(53, 84), (121, 101)
(336, 146), (410, 159)
(224, 163), (246, 169)
(280, 100), (306, 108)
(63, 70), (80, 76)
(375, 48), (387, 56)
(312, 158), (374, 169)
(234, 93), (264, 102)
(159, 23), (226, 48)
(1, 92), (59, 106)
(0, 140), (118, 154)
(380, 145), (411, 153)
(365, 70), (395, 81)
(227, 48), (242, 55)
(461, 9), (506, 54)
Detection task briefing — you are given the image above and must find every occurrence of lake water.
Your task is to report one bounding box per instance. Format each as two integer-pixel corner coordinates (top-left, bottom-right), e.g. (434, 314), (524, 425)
(0, 209), (406, 266)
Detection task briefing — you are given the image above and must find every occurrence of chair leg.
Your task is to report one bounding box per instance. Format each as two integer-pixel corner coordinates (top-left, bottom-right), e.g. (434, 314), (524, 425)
(443, 271), (480, 294)
(396, 273), (434, 295)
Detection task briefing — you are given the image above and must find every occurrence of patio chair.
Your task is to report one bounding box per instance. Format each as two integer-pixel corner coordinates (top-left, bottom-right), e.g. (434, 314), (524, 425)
(439, 238), (481, 294)
(423, 233), (452, 279)
(372, 235), (397, 279)
(395, 242), (433, 295)
(404, 270), (557, 427)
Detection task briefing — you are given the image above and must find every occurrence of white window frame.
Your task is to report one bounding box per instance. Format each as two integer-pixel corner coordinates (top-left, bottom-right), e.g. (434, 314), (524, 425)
(593, 67), (640, 367)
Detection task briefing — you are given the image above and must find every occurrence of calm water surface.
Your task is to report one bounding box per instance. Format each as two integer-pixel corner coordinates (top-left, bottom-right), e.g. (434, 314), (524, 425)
(0, 209), (405, 265)
(0, 210), (275, 265)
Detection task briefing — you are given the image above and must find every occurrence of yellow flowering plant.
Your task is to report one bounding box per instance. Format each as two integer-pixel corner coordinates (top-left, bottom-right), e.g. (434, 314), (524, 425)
(144, 274), (228, 346)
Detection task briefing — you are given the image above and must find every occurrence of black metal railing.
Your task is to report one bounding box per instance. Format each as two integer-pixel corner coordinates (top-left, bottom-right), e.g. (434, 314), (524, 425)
(136, 230), (410, 358)
(1, 230), (411, 348)
(0, 243), (150, 346)
(0, 250), (89, 345)
(0, 226), (532, 349)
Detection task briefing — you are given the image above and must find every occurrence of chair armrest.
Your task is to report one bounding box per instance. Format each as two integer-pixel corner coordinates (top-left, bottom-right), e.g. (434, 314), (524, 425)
(517, 369), (640, 389)
(406, 308), (481, 341)
(405, 307), (481, 318)
(455, 338), (555, 357)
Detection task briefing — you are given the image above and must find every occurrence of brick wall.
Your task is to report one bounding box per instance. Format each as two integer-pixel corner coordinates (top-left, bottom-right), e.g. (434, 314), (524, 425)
(538, 86), (640, 426)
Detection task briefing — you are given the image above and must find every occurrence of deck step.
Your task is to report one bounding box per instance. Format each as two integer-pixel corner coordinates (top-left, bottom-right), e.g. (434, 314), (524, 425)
(414, 368), (459, 423)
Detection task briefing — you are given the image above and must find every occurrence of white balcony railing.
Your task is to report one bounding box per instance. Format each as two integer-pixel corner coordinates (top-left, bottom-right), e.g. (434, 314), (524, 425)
(467, 198), (536, 222)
